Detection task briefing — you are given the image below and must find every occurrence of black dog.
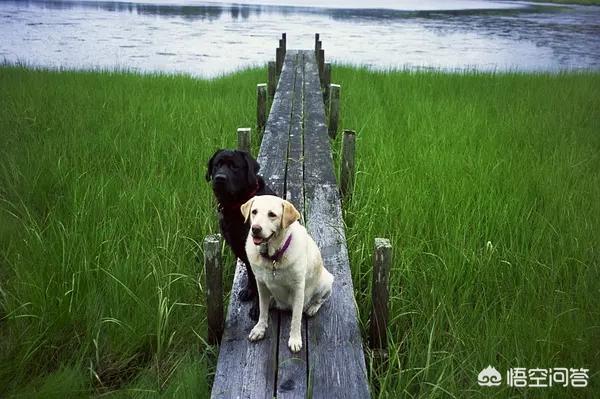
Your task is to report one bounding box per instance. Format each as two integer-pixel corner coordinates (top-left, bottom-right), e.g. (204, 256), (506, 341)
(205, 149), (274, 320)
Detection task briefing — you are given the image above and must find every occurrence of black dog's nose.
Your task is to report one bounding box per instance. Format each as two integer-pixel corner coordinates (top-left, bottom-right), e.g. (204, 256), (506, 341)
(213, 174), (227, 184)
(251, 225), (262, 235)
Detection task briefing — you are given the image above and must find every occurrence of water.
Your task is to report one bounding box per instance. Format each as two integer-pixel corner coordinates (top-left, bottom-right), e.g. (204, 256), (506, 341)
(1, 0), (599, 77)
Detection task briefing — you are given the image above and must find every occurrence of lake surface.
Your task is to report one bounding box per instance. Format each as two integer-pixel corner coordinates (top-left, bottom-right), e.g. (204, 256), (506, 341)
(1, 0), (599, 76)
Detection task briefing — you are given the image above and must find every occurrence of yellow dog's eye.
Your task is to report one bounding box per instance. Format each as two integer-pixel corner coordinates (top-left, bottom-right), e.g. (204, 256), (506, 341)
(268, 211), (276, 218)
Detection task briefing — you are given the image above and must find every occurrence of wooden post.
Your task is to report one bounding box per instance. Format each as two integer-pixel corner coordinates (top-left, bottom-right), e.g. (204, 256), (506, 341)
(328, 84), (340, 138)
(340, 129), (356, 200)
(318, 49), (325, 86)
(257, 84), (267, 134)
(370, 238), (391, 352)
(314, 33), (320, 53)
(268, 61), (276, 99)
(204, 234), (223, 345)
(276, 47), (283, 75)
(316, 40), (322, 58)
(237, 128), (251, 153)
(323, 62), (331, 104)
(281, 32), (286, 52)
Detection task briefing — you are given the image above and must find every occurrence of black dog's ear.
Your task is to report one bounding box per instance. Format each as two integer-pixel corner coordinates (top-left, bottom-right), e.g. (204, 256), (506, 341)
(205, 149), (224, 182)
(239, 150), (260, 186)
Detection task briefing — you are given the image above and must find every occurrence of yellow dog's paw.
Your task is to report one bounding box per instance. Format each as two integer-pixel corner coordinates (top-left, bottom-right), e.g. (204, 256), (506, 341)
(248, 323), (267, 341)
(288, 335), (302, 353)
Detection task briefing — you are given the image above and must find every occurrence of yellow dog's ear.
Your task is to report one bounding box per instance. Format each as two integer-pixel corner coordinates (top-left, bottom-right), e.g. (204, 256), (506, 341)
(240, 198), (254, 222)
(281, 200), (301, 229)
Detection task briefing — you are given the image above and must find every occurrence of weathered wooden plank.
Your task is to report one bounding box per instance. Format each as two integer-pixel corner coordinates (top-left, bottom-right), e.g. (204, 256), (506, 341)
(301, 51), (336, 187)
(284, 51), (305, 219)
(302, 50), (369, 398)
(211, 51), (299, 399)
(277, 315), (308, 399)
(211, 260), (279, 399)
(257, 50), (299, 196)
(277, 51), (308, 399)
(304, 184), (370, 399)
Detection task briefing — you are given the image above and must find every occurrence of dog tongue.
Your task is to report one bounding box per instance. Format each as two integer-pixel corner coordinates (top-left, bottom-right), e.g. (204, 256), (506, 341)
(253, 236), (263, 245)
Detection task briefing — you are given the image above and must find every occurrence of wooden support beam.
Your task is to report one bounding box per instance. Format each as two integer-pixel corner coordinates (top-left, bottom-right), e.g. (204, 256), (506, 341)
(281, 32), (287, 52)
(268, 61), (276, 99)
(340, 129), (356, 200)
(314, 33), (320, 53)
(328, 84), (340, 139)
(323, 62), (331, 104)
(237, 127), (251, 153)
(370, 238), (392, 352)
(318, 49), (325, 85)
(276, 47), (284, 75)
(204, 234), (223, 345)
(257, 83), (267, 134)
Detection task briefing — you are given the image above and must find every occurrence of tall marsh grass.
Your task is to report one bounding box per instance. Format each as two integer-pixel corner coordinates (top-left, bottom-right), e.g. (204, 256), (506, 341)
(0, 67), (262, 397)
(334, 67), (600, 398)
(1, 65), (599, 397)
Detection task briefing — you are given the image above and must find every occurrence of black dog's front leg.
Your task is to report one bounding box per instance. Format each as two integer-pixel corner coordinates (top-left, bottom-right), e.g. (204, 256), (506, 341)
(239, 262), (259, 320)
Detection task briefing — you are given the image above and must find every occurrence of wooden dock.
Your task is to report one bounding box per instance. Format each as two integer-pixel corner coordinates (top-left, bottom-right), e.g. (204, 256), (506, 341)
(210, 43), (370, 399)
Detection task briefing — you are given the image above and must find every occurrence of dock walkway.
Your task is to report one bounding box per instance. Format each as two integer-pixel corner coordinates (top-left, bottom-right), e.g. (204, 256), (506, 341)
(211, 47), (370, 399)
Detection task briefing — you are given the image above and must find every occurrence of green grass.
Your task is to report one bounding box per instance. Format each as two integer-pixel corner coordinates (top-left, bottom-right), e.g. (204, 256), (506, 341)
(0, 66), (260, 397)
(334, 67), (600, 398)
(1, 65), (599, 397)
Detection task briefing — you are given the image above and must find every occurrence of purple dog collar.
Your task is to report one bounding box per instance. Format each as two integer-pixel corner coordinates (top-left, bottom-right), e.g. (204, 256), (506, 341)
(261, 234), (293, 264)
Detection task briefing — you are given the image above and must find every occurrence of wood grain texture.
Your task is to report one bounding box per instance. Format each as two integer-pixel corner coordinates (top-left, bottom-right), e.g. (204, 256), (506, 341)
(211, 51), (298, 399)
(304, 184), (370, 399)
(302, 51), (336, 187)
(370, 238), (391, 350)
(204, 234), (223, 345)
(277, 51), (308, 399)
(257, 51), (298, 196)
(302, 50), (370, 399)
(237, 127), (251, 154)
(211, 260), (279, 399)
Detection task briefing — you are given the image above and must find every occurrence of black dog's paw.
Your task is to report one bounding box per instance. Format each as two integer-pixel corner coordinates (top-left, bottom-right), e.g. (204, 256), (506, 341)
(238, 286), (256, 302)
(248, 301), (259, 321)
